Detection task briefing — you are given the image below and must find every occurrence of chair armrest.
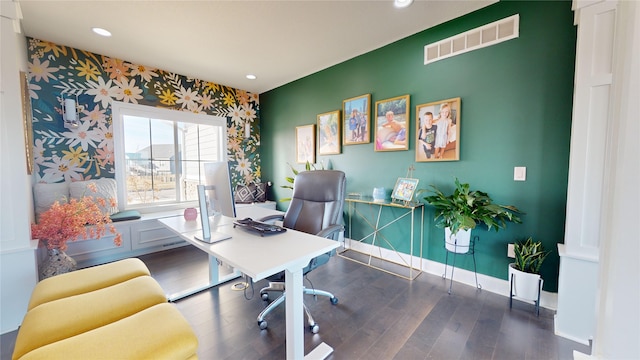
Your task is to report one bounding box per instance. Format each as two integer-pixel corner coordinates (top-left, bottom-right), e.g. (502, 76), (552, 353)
(257, 214), (284, 223)
(316, 224), (344, 240)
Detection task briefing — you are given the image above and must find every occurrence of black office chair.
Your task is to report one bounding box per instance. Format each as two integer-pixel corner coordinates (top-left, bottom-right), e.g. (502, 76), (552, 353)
(257, 170), (346, 333)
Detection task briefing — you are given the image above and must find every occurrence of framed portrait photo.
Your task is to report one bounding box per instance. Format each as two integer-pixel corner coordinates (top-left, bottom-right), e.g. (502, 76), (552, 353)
(317, 110), (341, 155)
(392, 178), (419, 203)
(415, 97), (460, 162)
(295, 124), (316, 164)
(374, 94), (410, 152)
(342, 94), (371, 145)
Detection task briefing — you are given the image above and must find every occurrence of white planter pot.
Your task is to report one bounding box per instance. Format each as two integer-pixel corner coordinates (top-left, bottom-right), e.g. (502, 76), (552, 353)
(444, 227), (472, 254)
(508, 263), (543, 301)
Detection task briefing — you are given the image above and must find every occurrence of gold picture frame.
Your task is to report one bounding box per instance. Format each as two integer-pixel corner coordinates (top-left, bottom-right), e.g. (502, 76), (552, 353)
(342, 94), (371, 145)
(391, 177), (419, 204)
(374, 94), (410, 152)
(317, 110), (341, 155)
(20, 71), (34, 174)
(295, 124), (316, 164)
(415, 97), (460, 162)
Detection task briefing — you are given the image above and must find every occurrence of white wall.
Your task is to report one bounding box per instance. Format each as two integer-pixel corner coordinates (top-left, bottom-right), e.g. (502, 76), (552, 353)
(592, 0), (640, 357)
(557, 0), (614, 345)
(0, 1), (39, 334)
(559, 0), (640, 357)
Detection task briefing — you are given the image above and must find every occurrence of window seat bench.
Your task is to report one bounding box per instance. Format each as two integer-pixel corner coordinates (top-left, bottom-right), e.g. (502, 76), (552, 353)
(57, 202), (276, 270)
(109, 209), (142, 222)
(33, 179), (276, 270)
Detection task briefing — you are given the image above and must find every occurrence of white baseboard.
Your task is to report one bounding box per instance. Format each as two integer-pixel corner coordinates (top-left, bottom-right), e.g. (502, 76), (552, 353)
(342, 240), (558, 310)
(573, 350), (594, 359)
(554, 314), (593, 346)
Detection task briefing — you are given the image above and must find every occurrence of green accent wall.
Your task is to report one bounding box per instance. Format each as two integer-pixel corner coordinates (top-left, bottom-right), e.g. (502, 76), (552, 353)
(260, 1), (576, 292)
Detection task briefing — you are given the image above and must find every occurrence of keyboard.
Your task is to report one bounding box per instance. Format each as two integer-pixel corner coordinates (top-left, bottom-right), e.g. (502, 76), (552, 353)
(233, 217), (287, 236)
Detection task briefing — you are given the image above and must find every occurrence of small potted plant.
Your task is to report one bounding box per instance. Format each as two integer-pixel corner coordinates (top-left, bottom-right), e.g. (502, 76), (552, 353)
(423, 178), (522, 253)
(280, 161), (323, 202)
(509, 237), (550, 305)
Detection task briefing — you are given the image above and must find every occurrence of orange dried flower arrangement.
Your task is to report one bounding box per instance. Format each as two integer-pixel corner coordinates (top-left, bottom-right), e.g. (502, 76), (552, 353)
(31, 182), (122, 251)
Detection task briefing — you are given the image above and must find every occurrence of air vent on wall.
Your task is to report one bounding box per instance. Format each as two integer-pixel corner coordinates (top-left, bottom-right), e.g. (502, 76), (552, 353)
(424, 14), (519, 65)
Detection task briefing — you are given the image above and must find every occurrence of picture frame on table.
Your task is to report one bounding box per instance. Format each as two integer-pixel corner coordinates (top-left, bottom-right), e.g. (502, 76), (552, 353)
(391, 177), (419, 203)
(342, 94), (371, 145)
(415, 97), (460, 162)
(317, 110), (341, 155)
(374, 94), (410, 152)
(295, 124), (316, 164)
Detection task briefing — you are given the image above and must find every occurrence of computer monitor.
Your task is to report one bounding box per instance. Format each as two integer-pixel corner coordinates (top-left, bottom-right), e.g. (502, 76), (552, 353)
(194, 161), (237, 243)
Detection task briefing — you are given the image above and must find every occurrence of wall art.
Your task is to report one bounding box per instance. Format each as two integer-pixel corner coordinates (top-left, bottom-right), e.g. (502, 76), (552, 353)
(20, 71), (34, 175)
(343, 94), (371, 145)
(317, 110), (341, 155)
(415, 97), (460, 162)
(374, 94), (410, 151)
(295, 124), (316, 164)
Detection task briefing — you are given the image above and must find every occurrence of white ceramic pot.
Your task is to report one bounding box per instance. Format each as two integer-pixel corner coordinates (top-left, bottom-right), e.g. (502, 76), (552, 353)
(508, 263), (543, 301)
(444, 227), (472, 254)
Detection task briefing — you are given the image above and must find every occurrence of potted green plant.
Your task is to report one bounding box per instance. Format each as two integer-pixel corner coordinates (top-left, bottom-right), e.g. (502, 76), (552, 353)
(423, 178), (522, 253)
(280, 161), (323, 202)
(509, 237), (550, 304)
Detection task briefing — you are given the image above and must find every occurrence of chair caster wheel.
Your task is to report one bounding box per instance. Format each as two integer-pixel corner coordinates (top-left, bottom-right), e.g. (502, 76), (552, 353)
(261, 293), (269, 301)
(258, 320), (268, 330)
(310, 324), (319, 334)
(330, 297), (338, 305)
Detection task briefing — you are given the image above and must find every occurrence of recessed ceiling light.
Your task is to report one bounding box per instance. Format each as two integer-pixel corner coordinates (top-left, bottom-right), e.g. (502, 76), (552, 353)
(246, 74), (257, 80)
(394, 0), (413, 8)
(92, 27), (112, 37)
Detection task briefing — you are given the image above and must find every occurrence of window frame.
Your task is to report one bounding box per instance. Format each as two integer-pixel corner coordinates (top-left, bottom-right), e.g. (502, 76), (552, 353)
(112, 101), (228, 213)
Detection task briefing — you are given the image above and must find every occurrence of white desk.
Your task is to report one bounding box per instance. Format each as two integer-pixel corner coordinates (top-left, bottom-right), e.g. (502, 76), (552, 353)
(159, 207), (339, 360)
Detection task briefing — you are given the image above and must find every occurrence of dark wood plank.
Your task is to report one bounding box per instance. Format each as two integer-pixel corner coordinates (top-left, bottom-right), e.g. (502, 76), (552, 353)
(1, 245), (591, 360)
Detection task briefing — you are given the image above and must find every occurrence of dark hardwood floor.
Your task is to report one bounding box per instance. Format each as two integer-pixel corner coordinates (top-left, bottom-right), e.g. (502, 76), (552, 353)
(2, 245), (590, 359)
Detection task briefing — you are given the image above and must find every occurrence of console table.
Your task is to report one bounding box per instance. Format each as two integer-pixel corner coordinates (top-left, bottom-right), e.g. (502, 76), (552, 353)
(339, 196), (423, 280)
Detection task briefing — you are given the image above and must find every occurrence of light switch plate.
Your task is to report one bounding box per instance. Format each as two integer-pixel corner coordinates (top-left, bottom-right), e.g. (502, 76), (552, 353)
(514, 166), (526, 181)
(507, 243), (515, 258)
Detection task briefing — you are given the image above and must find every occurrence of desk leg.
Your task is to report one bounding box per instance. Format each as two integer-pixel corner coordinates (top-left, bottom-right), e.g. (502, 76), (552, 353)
(286, 268), (304, 359)
(168, 254), (241, 301)
(285, 267), (334, 360)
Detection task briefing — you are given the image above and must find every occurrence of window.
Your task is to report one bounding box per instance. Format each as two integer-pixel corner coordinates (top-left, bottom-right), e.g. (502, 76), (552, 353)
(112, 102), (227, 211)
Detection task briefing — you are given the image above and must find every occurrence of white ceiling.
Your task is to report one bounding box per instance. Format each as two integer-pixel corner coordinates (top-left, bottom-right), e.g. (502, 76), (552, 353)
(17, 0), (496, 94)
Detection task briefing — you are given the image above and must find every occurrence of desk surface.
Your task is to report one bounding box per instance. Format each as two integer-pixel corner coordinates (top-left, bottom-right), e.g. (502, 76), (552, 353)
(159, 210), (339, 281)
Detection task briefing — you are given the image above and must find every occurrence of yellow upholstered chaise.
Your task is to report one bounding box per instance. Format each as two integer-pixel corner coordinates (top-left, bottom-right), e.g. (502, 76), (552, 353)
(13, 258), (198, 360)
(27, 257), (150, 310)
(19, 304), (198, 360)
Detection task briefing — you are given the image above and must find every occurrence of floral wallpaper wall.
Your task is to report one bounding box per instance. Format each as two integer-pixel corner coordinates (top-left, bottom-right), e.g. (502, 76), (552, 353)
(26, 37), (261, 187)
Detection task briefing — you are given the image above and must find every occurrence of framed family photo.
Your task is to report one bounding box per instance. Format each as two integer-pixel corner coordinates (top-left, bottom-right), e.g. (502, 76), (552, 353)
(374, 94), (410, 152)
(415, 97), (460, 162)
(392, 177), (419, 203)
(295, 124), (315, 164)
(342, 94), (371, 145)
(317, 110), (341, 155)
